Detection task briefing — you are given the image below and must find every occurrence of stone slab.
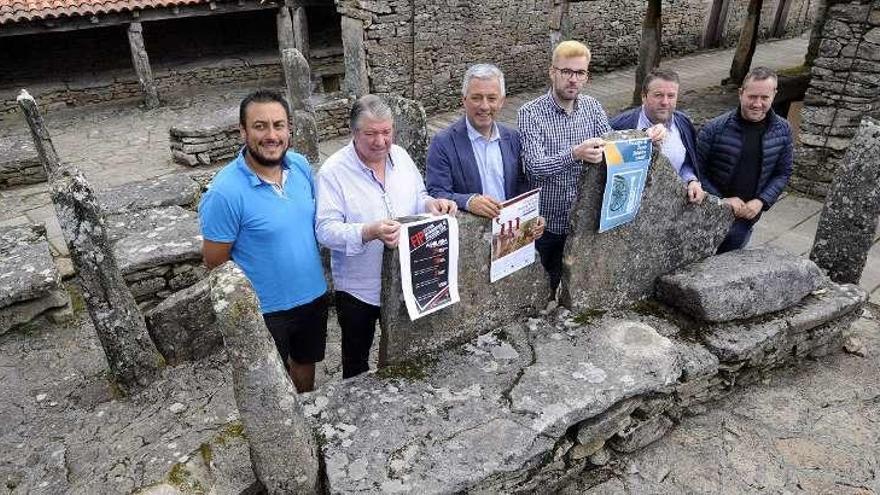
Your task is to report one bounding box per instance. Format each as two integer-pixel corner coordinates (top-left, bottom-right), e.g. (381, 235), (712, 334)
(387, 95), (429, 174)
(561, 148), (734, 312)
(656, 247), (825, 322)
(96, 174), (200, 215)
(105, 205), (197, 244)
(379, 213), (549, 366)
(112, 209), (202, 275)
(144, 278), (221, 366)
(0, 225), (63, 308)
(700, 282), (866, 364)
(0, 288), (69, 335)
(304, 314), (682, 494)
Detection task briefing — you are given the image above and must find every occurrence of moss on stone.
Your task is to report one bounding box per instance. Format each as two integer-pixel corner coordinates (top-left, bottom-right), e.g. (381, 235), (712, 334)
(167, 462), (206, 495)
(215, 420), (246, 446)
(375, 356), (436, 381)
(574, 309), (607, 325)
(777, 64), (808, 76)
(66, 283), (86, 316)
(198, 442), (213, 465)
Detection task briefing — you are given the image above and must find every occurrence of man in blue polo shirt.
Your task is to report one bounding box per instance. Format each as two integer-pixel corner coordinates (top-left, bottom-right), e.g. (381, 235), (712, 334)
(199, 89), (328, 393)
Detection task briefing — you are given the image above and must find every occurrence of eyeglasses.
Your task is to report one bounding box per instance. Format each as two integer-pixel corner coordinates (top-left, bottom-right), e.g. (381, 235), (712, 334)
(553, 67), (590, 81)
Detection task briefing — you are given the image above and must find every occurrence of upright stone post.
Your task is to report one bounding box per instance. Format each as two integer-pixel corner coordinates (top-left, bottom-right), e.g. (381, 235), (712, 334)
(276, 7), (296, 51)
(341, 16), (369, 97)
(126, 22), (160, 109)
(292, 5), (310, 59)
(810, 118), (880, 284)
(16, 90), (162, 392)
(549, 0), (570, 49)
(385, 95), (429, 174)
(280, 48), (320, 165)
(209, 262), (320, 495)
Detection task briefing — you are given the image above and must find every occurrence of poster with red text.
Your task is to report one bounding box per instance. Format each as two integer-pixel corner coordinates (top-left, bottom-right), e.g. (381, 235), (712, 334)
(397, 214), (460, 321)
(490, 188), (541, 283)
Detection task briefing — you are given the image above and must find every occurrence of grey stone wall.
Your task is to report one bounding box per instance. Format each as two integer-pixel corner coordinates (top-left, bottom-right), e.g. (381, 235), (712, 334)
(341, 0), (815, 113)
(793, 0), (880, 197)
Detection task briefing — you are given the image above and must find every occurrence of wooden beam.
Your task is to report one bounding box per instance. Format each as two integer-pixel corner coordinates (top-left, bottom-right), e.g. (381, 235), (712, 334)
(0, 1), (279, 38)
(127, 21), (160, 108)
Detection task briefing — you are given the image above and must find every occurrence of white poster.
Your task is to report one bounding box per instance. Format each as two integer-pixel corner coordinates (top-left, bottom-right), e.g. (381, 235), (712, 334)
(490, 188), (541, 283)
(397, 214), (460, 321)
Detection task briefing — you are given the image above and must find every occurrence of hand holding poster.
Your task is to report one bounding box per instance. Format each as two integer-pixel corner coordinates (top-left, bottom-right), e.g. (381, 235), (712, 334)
(490, 188), (541, 283)
(397, 214), (460, 321)
(599, 130), (653, 233)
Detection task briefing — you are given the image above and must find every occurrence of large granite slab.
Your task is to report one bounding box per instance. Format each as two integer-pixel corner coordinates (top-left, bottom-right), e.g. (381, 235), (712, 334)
(96, 174), (200, 215)
(561, 146), (733, 312)
(0, 225), (68, 333)
(303, 314), (681, 494)
(0, 136), (45, 189)
(379, 213), (548, 365)
(656, 247), (825, 322)
(111, 208), (202, 275)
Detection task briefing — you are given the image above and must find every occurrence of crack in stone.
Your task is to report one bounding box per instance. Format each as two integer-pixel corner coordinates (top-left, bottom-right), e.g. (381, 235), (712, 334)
(500, 324), (538, 417)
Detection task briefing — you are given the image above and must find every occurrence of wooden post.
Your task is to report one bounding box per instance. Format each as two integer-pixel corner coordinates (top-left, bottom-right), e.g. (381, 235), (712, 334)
(727, 0), (764, 86)
(293, 5), (310, 60)
(277, 7), (296, 51)
(17, 90), (163, 393)
(127, 22), (160, 109)
(632, 0), (662, 106)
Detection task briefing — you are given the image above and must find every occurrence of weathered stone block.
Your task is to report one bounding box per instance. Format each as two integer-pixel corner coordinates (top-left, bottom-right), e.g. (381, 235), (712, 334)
(575, 398), (639, 446)
(656, 247), (825, 322)
(144, 278), (221, 365)
(96, 174), (200, 215)
(700, 283), (866, 364)
(387, 95), (429, 174)
(0, 137), (45, 189)
(0, 225), (63, 309)
(105, 205), (197, 243)
(112, 210), (202, 276)
(0, 289), (69, 335)
(561, 150), (733, 312)
(379, 213), (548, 366)
(608, 414), (674, 453)
(811, 118), (880, 284)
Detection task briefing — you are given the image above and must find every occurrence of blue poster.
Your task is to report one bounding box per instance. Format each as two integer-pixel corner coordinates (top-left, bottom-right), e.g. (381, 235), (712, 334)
(598, 137), (652, 233)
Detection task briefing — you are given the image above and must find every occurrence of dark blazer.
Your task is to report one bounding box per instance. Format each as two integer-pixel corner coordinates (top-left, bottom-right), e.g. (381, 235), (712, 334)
(696, 108), (793, 210)
(426, 117), (525, 211)
(610, 106), (700, 183)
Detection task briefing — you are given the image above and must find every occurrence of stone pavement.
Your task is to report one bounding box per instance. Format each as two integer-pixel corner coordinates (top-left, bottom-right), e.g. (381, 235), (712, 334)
(2, 34), (879, 302)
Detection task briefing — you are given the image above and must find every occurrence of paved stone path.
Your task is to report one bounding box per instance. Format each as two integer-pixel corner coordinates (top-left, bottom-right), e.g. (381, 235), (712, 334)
(2, 33), (879, 302)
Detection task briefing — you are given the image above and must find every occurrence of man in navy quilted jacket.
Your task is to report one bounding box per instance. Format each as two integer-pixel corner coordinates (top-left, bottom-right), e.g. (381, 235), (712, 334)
(696, 66), (793, 254)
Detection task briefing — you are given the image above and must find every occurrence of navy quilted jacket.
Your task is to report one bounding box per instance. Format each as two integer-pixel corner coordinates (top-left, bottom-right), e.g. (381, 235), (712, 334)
(696, 108), (793, 210)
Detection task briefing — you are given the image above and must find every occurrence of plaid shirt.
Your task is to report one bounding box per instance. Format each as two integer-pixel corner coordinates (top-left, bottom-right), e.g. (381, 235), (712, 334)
(518, 91), (611, 234)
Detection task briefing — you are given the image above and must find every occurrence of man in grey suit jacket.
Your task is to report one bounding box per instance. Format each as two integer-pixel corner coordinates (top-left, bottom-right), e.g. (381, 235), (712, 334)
(427, 64), (542, 227)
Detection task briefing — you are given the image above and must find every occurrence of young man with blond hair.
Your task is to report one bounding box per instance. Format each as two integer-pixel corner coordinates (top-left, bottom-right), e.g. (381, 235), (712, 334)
(518, 41), (665, 297)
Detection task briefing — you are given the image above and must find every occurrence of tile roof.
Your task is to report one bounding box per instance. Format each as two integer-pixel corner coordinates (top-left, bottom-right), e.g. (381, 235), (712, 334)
(0, 0), (208, 25)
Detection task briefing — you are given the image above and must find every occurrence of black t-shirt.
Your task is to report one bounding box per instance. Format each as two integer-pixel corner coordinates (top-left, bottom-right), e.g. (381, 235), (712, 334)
(725, 112), (767, 201)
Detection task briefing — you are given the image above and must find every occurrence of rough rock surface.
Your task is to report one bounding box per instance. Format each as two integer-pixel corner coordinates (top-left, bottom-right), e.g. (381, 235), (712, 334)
(564, 313), (880, 495)
(656, 247), (825, 322)
(281, 47), (320, 165)
(111, 207), (202, 275)
(380, 213), (548, 365)
(387, 95), (429, 174)
(810, 118), (880, 284)
(209, 262), (320, 494)
(0, 136), (45, 189)
(144, 278), (220, 366)
(0, 225), (64, 309)
(96, 174), (200, 215)
(304, 315), (682, 494)
(562, 150), (733, 312)
(699, 283), (866, 365)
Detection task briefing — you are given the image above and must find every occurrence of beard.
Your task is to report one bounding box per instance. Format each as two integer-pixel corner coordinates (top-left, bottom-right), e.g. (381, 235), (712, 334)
(245, 141), (288, 168)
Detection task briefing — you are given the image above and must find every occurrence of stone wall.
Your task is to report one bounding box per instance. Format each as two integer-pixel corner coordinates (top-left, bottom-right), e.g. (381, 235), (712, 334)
(793, 0), (880, 197)
(341, 0), (815, 113)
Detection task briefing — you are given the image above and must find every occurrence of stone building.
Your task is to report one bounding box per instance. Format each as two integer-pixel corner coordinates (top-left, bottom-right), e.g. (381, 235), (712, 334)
(793, 0), (880, 197)
(0, 0), (816, 114)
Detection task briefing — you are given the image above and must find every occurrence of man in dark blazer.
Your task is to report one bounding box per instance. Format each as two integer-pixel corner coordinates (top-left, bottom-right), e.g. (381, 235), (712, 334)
(610, 68), (706, 204)
(427, 64), (542, 225)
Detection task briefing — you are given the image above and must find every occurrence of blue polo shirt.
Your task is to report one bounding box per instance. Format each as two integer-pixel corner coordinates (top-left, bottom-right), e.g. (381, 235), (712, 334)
(199, 150), (327, 313)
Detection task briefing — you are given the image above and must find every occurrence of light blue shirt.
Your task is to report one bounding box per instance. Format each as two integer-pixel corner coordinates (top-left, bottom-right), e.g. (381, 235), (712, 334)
(316, 142), (433, 306)
(638, 108), (694, 182)
(198, 150), (328, 313)
(465, 118), (506, 202)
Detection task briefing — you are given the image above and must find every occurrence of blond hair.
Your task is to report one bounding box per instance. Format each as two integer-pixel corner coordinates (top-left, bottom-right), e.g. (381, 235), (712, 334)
(552, 40), (591, 65)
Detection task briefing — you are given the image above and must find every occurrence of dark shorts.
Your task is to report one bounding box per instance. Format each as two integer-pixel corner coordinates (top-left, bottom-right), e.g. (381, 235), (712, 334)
(262, 293), (329, 365)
